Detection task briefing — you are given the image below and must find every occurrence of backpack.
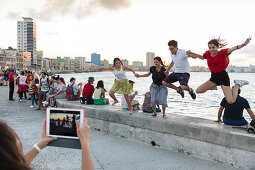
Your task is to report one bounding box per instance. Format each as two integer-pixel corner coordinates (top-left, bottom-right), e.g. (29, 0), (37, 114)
(142, 92), (153, 113)
(66, 84), (75, 101)
(40, 77), (50, 90)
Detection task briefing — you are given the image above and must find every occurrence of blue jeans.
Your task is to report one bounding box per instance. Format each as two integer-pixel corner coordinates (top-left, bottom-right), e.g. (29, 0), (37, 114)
(223, 116), (248, 126)
(30, 94), (38, 106)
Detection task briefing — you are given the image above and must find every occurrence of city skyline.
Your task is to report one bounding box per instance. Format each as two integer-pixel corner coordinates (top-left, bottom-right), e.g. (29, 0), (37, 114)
(0, 0), (255, 66)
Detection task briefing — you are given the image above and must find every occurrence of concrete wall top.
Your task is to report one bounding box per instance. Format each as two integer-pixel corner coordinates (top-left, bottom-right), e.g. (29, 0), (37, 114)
(56, 99), (255, 153)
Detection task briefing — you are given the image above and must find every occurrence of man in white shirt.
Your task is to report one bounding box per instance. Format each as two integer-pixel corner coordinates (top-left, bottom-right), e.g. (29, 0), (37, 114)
(162, 40), (196, 99)
(121, 80), (138, 109)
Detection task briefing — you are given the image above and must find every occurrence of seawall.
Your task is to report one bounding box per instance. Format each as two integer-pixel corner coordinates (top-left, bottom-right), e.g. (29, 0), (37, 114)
(56, 99), (255, 169)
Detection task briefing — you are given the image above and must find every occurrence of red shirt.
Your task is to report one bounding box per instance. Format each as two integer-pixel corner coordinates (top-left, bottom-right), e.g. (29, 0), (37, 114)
(82, 83), (95, 98)
(26, 73), (31, 83)
(8, 72), (14, 82)
(203, 48), (230, 73)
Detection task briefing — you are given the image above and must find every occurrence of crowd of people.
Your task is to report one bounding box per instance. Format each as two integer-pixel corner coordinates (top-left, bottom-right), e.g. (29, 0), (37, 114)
(0, 37), (255, 169)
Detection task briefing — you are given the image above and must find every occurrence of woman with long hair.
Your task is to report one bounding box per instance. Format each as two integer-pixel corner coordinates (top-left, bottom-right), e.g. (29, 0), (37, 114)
(94, 58), (137, 114)
(187, 37), (251, 104)
(93, 80), (109, 105)
(0, 119), (94, 170)
(28, 74), (38, 108)
(136, 57), (168, 117)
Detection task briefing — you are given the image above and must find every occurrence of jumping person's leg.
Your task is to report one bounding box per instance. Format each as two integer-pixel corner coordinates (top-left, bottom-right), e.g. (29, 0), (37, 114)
(221, 85), (239, 104)
(124, 94), (132, 113)
(196, 81), (217, 94)
(109, 90), (118, 105)
(162, 73), (179, 91)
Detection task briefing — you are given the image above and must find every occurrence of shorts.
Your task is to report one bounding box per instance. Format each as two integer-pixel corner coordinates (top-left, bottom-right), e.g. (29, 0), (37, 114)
(210, 70), (230, 86)
(223, 116), (248, 126)
(163, 72), (190, 86)
(39, 91), (48, 101)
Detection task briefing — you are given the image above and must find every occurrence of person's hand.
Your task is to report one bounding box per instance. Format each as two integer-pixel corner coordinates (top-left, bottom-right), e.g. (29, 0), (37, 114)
(135, 74), (139, 78)
(186, 50), (193, 58)
(134, 91), (138, 95)
(76, 118), (90, 144)
(164, 70), (169, 75)
(214, 119), (222, 123)
(243, 37), (252, 46)
(78, 82), (82, 86)
(37, 120), (56, 149)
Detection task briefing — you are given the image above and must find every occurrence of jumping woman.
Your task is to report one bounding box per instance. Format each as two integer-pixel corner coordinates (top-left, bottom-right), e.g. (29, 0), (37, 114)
(187, 37), (251, 104)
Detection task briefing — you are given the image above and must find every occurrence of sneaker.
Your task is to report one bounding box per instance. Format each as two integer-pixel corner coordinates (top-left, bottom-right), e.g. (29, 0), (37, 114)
(177, 86), (184, 98)
(19, 99), (22, 102)
(189, 88), (196, 100)
(30, 105), (34, 108)
(234, 80), (249, 87)
(162, 113), (167, 117)
(150, 113), (157, 117)
(42, 101), (48, 105)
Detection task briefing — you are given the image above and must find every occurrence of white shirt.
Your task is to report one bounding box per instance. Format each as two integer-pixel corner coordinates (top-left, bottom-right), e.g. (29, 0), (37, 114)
(114, 65), (127, 80)
(171, 48), (190, 73)
(121, 93), (133, 108)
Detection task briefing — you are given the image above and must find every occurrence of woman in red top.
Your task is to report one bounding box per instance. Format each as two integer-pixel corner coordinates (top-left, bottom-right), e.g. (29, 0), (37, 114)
(187, 37), (251, 104)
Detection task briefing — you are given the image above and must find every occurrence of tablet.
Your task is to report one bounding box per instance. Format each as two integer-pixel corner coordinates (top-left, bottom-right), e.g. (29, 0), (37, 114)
(46, 107), (84, 139)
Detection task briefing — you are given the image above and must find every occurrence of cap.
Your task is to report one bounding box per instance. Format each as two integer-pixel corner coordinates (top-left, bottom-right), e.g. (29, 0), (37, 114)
(88, 77), (95, 82)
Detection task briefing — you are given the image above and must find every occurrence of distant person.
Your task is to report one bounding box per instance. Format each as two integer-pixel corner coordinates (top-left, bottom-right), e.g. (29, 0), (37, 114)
(28, 74), (38, 107)
(0, 70), (4, 86)
(93, 80), (109, 105)
(17, 71), (28, 101)
(121, 80), (139, 110)
(136, 57), (168, 117)
(94, 58), (137, 114)
(66, 115), (69, 125)
(8, 70), (15, 101)
(36, 72), (50, 110)
(0, 119), (94, 170)
(162, 40), (196, 100)
(3, 69), (9, 86)
(142, 92), (161, 113)
(66, 77), (82, 101)
(187, 37), (252, 104)
(82, 77), (95, 104)
(216, 87), (255, 127)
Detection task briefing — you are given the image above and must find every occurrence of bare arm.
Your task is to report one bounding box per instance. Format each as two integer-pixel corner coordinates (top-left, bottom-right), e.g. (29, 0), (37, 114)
(215, 106), (224, 122)
(247, 108), (255, 121)
(136, 71), (151, 78)
(123, 65), (136, 75)
(130, 91), (138, 101)
(227, 37), (252, 54)
(165, 61), (174, 73)
(186, 50), (204, 60)
(94, 66), (114, 71)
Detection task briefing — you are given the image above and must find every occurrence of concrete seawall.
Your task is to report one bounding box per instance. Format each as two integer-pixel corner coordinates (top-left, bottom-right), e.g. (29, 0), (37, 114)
(56, 99), (255, 169)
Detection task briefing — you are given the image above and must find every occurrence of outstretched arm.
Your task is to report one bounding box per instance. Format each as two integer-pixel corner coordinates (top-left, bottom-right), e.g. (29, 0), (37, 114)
(136, 71), (151, 78)
(186, 50), (204, 60)
(94, 66), (114, 71)
(123, 65), (136, 75)
(227, 37), (252, 54)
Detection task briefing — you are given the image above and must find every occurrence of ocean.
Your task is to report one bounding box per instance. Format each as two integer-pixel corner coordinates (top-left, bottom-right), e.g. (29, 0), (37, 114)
(59, 71), (255, 121)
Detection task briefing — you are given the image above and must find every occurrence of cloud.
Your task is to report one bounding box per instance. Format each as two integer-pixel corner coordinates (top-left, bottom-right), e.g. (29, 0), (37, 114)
(6, 0), (131, 21)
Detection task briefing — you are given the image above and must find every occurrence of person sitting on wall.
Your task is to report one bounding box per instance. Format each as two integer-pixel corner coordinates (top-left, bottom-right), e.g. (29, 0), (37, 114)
(67, 77), (83, 101)
(216, 87), (255, 127)
(82, 77), (95, 104)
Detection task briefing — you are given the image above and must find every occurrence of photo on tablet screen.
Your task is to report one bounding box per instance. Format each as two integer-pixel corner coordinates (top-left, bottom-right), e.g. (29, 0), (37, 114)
(49, 109), (81, 138)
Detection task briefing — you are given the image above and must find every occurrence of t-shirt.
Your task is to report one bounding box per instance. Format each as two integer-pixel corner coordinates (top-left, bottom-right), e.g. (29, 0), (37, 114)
(8, 72), (14, 82)
(19, 76), (26, 85)
(171, 49), (190, 73)
(121, 93), (133, 108)
(203, 48), (230, 73)
(40, 78), (49, 92)
(82, 83), (95, 98)
(220, 95), (250, 120)
(150, 66), (166, 85)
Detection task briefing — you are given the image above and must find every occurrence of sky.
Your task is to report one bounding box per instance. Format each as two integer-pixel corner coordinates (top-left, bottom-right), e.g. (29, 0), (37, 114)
(0, 0), (254, 66)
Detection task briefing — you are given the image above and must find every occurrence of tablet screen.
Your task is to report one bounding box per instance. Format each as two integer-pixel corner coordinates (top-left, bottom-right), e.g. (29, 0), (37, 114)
(49, 109), (81, 137)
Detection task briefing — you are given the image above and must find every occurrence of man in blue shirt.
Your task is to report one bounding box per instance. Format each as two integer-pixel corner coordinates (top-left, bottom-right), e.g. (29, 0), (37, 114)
(216, 87), (255, 127)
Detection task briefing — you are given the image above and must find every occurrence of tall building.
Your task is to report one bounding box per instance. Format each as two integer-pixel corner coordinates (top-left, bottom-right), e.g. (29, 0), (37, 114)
(91, 53), (101, 67)
(17, 17), (37, 68)
(75, 57), (86, 69)
(36, 51), (43, 69)
(146, 52), (155, 67)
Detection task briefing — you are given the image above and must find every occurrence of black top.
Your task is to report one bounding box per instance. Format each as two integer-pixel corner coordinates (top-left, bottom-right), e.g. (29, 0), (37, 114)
(150, 66), (166, 85)
(221, 95), (250, 119)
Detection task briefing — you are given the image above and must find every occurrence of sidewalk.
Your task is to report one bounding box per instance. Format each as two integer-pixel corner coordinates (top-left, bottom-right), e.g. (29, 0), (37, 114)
(0, 86), (237, 170)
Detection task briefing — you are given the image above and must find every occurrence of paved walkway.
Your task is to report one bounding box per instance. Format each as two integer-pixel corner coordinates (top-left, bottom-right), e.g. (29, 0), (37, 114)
(0, 86), (237, 170)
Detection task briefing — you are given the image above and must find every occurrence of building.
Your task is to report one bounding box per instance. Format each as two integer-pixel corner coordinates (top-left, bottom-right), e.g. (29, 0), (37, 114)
(36, 51), (43, 69)
(91, 53), (101, 67)
(17, 17), (37, 68)
(63, 57), (71, 70)
(5, 47), (19, 69)
(42, 58), (50, 70)
(146, 52), (155, 67)
(100, 59), (109, 67)
(121, 59), (129, 66)
(133, 61), (143, 68)
(57, 57), (65, 70)
(75, 57), (86, 69)
(22, 51), (32, 69)
(0, 48), (5, 69)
